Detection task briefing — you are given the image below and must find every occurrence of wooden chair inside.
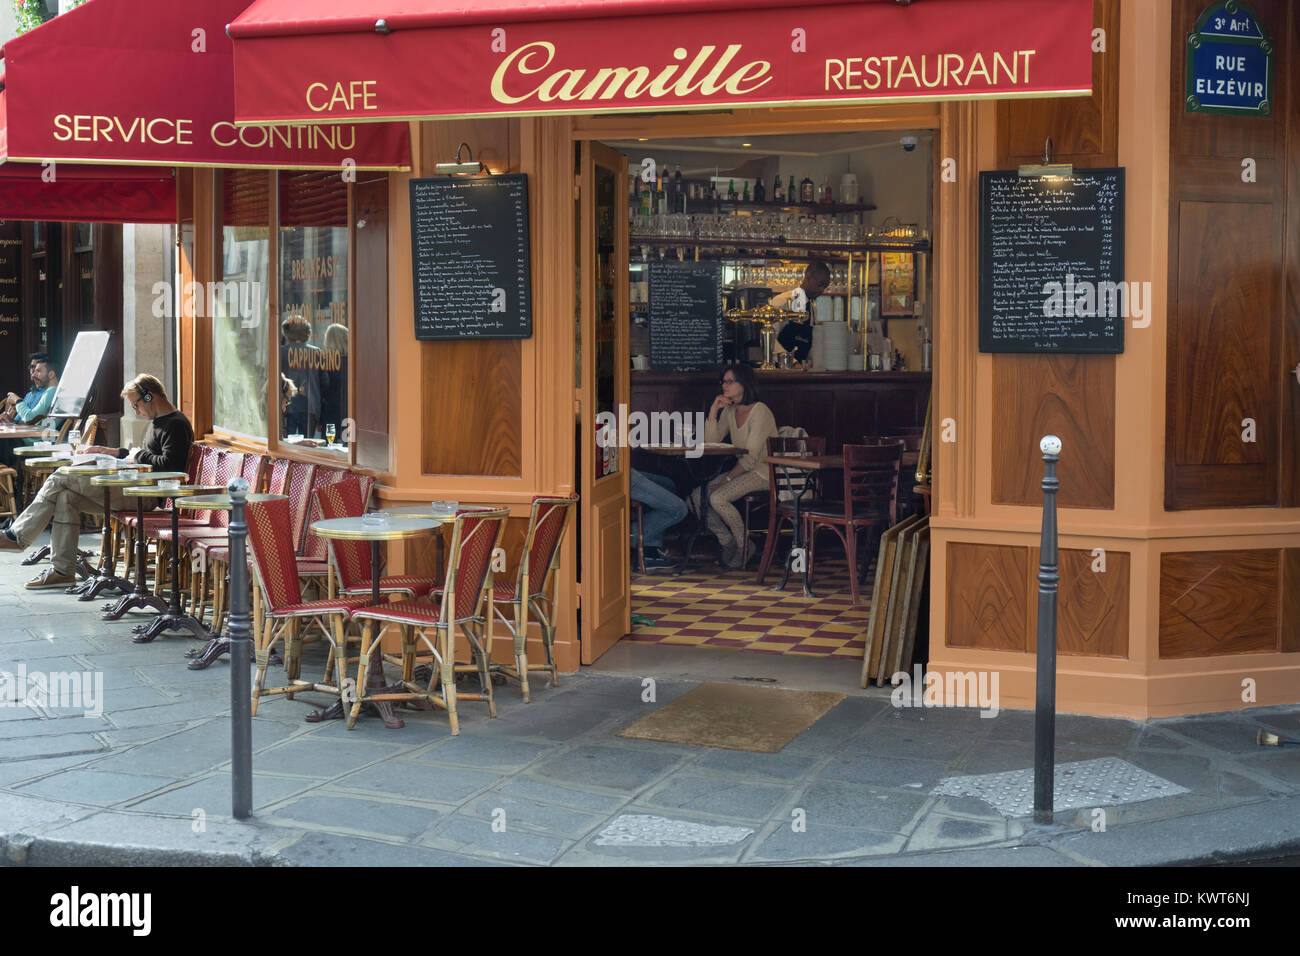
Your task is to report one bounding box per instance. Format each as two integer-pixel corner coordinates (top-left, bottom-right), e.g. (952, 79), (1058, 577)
(803, 442), (902, 605)
(755, 434), (826, 585)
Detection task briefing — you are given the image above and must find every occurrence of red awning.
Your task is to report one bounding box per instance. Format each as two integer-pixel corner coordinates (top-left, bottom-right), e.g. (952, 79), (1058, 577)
(0, 160), (176, 224)
(228, 0), (1093, 124)
(0, 0), (410, 171)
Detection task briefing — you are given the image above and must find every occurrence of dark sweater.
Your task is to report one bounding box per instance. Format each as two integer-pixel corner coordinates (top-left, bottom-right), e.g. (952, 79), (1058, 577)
(116, 411), (194, 475)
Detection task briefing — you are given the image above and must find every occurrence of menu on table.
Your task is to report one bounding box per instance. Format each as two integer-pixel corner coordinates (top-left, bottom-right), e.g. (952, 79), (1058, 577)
(648, 261), (723, 372)
(409, 175), (532, 340)
(979, 168), (1125, 354)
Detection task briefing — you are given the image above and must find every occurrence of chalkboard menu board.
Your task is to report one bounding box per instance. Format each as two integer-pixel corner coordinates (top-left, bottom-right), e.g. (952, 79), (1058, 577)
(409, 175), (532, 340)
(648, 261), (723, 372)
(979, 168), (1125, 354)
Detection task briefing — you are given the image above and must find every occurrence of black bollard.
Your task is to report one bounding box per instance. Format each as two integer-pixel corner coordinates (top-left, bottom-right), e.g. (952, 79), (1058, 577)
(227, 477), (253, 819)
(1033, 435), (1061, 824)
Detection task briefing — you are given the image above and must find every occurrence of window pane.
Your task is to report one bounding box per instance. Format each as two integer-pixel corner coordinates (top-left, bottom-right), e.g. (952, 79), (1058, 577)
(279, 171), (348, 456)
(213, 170), (270, 440)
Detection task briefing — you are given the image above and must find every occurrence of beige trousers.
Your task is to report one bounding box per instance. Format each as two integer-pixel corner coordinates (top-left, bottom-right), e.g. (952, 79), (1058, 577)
(10, 470), (142, 576)
(690, 469), (769, 549)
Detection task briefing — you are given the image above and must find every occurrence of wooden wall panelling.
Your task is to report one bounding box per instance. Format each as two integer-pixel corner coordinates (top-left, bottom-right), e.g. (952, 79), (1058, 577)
(353, 175), (390, 473)
(1158, 549), (1280, 658)
(1282, 548), (1300, 653)
(1027, 546), (1129, 657)
(421, 339), (524, 476)
(1285, 3), (1300, 508)
(418, 119), (524, 478)
(1166, 0), (1294, 510)
(1167, 199), (1280, 507)
(998, 0), (1120, 168)
(90, 224), (124, 426)
(990, 0), (1119, 513)
(945, 542), (1028, 651)
(189, 169), (216, 437)
(991, 355), (1115, 508)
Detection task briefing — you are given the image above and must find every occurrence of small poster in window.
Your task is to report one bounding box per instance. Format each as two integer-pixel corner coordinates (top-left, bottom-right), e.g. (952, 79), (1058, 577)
(881, 252), (915, 316)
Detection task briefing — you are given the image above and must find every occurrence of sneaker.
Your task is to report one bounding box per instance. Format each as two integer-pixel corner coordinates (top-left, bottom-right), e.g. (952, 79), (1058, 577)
(26, 568), (75, 589)
(0, 531), (21, 551)
(642, 548), (675, 571)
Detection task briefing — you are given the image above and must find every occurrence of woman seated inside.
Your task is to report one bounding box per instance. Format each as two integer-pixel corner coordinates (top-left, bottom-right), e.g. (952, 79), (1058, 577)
(693, 363), (778, 569)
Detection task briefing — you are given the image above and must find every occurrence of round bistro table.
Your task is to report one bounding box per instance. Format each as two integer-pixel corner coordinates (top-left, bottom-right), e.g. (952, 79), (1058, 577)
(308, 515), (440, 729)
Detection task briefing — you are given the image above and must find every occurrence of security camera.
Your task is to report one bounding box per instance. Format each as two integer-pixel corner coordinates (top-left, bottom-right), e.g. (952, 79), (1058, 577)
(900, 135), (919, 152)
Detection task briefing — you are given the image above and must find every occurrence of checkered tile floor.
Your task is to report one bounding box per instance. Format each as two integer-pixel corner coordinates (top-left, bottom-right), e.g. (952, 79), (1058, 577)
(628, 554), (870, 660)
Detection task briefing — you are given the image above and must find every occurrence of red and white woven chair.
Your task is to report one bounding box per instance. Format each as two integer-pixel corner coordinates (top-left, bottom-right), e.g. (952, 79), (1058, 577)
(149, 450), (243, 597)
(182, 453), (267, 625)
(244, 497), (369, 715)
(487, 495), (576, 702)
(314, 479), (437, 599)
(349, 508), (508, 734)
(297, 466), (355, 597)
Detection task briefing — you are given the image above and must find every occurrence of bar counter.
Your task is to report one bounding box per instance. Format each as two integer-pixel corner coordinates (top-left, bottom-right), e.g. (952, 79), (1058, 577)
(631, 369), (930, 453)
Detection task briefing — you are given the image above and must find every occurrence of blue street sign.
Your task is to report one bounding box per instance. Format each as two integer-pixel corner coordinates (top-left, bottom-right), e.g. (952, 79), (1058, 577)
(1186, 0), (1272, 116)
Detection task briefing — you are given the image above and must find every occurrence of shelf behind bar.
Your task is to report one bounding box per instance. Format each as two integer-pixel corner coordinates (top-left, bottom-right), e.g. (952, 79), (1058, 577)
(629, 236), (930, 257)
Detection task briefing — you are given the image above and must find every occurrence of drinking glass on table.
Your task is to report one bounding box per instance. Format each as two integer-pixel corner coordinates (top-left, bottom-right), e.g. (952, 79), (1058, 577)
(325, 423), (337, 445)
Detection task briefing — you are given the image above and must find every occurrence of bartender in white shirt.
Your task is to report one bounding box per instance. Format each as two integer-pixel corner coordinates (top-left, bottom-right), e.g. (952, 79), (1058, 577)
(770, 260), (831, 366)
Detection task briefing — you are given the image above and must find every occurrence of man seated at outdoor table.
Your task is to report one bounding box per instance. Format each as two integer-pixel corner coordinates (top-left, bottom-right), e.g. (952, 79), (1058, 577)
(631, 467), (687, 571)
(1, 353), (59, 427)
(1, 354), (60, 469)
(0, 374), (194, 589)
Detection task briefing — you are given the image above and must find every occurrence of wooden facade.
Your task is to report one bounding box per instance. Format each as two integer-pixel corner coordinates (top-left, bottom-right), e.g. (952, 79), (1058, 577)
(168, 0), (1299, 717)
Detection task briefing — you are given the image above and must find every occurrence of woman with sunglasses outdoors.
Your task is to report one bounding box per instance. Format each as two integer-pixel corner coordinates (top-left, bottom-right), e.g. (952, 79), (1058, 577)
(693, 363), (778, 569)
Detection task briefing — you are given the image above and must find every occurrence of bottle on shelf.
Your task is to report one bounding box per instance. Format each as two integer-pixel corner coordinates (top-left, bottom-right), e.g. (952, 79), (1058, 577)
(639, 175), (653, 227)
(656, 171), (667, 215)
(742, 180), (750, 202)
(820, 180), (834, 204)
(800, 176), (815, 203)
(754, 177), (765, 203)
(773, 174), (784, 203)
(727, 179), (737, 200)
(788, 176), (797, 204)
(710, 179), (719, 201)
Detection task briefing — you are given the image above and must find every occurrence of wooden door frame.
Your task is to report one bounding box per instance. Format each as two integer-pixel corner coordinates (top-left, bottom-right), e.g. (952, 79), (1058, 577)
(578, 140), (632, 663)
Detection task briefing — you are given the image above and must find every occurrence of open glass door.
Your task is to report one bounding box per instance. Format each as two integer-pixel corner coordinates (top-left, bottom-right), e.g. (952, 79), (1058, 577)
(578, 142), (631, 663)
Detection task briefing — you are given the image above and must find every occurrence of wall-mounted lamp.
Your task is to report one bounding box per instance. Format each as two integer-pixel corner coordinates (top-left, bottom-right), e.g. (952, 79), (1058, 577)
(1018, 137), (1073, 180)
(436, 142), (489, 176)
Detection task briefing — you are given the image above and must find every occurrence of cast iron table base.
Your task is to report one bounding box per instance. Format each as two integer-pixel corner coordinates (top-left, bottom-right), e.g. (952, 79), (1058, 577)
(131, 502), (212, 644)
(102, 493), (167, 622)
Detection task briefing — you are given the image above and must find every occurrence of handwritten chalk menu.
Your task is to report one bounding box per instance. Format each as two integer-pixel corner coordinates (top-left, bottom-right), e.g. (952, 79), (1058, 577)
(648, 261), (723, 371)
(409, 175), (532, 340)
(979, 168), (1125, 354)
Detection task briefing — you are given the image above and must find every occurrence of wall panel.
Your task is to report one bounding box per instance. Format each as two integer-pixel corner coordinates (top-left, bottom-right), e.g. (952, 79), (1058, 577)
(946, 542), (1028, 651)
(1159, 549), (1280, 658)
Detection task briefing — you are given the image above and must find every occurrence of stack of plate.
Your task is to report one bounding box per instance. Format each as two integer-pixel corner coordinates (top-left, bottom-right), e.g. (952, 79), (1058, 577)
(808, 324), (825, 370)
(821, 322), (851, 371)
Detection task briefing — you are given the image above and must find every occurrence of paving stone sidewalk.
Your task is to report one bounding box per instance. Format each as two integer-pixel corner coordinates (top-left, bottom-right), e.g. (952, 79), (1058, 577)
(2, 536), (1299, 867)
